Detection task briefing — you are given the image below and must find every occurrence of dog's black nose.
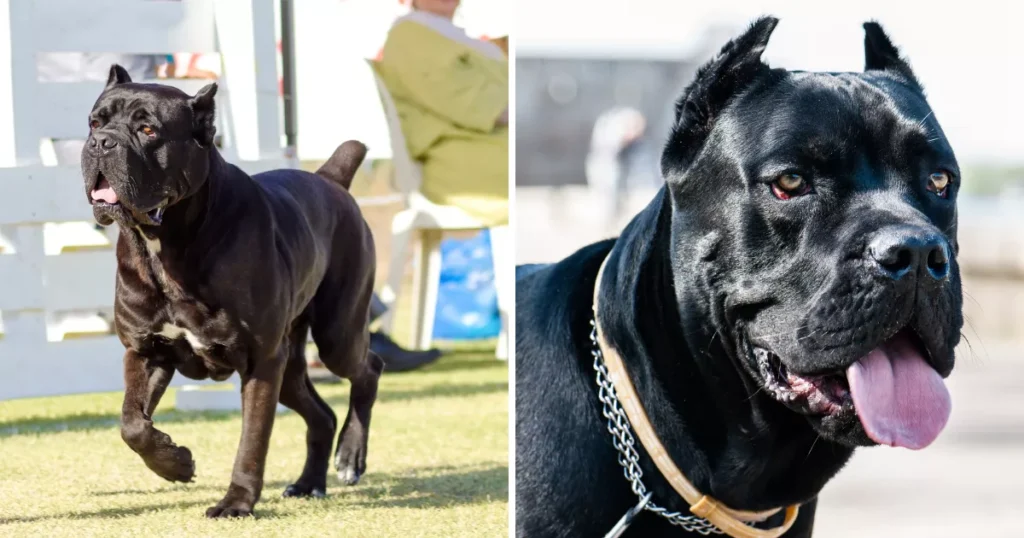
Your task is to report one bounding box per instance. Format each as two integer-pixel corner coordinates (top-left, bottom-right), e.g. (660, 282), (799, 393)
(90, 132), (118, 151)
(868, 227), (950, 280)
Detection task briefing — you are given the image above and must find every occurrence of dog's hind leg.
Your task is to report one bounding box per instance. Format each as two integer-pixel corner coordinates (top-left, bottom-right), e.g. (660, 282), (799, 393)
(120, 350), (196, 483)
(309, 309), (383, 485)
(279, 318), (338, 498)
(332, 349), (383, 485)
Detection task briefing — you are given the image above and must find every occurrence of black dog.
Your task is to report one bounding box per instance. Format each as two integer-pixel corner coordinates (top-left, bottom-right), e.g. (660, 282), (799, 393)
(515, 18), (961, 537)
(83, 65), (383, 518)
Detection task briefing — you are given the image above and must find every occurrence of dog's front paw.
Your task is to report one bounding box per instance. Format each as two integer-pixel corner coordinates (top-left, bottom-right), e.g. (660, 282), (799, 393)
(206, 484), (256, 518)
(282, 482), (327, 499)
(144, 444), (195, 483)
(205, 501), (253, 519)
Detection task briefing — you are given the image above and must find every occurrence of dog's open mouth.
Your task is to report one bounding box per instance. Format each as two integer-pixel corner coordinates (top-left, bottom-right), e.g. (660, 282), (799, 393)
(90, 173), (119, 206)
(90, 172), (167, 224)
(754, 328), (952, 450)
(755, 347), (851, 416)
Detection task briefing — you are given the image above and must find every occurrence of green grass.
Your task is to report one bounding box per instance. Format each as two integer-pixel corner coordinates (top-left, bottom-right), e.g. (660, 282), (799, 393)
(0, 347), (508, 537)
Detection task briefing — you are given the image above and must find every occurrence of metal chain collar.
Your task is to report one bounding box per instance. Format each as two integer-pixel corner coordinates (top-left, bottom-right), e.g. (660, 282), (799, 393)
(590, 317), (725, 536)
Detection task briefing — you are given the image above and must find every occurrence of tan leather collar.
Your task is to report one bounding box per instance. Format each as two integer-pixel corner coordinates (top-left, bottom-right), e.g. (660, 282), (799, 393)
(593, 255), (800, 538)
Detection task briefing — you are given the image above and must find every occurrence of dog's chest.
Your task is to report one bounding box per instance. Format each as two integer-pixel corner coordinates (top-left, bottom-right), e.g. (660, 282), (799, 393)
(138, 291), (246, 380)
(154, 323), (209, 351)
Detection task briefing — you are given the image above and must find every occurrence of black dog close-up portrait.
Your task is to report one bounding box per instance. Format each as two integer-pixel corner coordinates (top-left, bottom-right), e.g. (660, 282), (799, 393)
(515, 16), (962, 537)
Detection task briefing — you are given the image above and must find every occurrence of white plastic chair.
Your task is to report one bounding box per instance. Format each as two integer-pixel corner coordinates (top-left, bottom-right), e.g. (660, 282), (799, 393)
(368, 63), (507, 356)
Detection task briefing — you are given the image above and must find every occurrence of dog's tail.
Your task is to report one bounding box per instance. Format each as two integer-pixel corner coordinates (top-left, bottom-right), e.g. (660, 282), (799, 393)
(316, 140), (367, 190)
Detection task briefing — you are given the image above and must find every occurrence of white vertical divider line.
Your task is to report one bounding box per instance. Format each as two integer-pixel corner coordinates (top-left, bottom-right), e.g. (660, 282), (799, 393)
(506, 23), (518, 536)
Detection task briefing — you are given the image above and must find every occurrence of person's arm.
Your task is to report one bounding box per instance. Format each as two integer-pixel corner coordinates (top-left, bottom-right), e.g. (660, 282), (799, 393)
(382, 22), (508, 133)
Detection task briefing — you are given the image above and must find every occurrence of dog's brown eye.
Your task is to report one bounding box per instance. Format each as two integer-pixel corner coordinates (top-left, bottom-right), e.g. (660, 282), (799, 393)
(771, 173), (811, 200)
(927, 171), (951, 198)
(89, 119), (100, 130)
(141, 125), (155, 137)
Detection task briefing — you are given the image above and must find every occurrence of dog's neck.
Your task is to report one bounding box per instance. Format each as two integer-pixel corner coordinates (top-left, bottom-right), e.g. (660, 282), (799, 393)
(125, 149), (229, 251)
(122, 149), (254, 290)
(596, 186), (853, 512)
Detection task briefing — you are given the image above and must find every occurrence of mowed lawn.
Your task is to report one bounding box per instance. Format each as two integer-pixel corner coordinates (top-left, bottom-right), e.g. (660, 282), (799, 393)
(0, 347), (508, 537)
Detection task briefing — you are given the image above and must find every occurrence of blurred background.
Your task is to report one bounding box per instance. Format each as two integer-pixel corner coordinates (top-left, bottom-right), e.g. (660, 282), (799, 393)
(516, 1), (1023, 536)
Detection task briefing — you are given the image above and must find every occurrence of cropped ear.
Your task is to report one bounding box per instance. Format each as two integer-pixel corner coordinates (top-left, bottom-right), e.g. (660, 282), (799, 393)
(662, 16), (778, 175)
(105, 64), (132, 89)
(188, 83), (218, 147)
(863, 22), (921, 89)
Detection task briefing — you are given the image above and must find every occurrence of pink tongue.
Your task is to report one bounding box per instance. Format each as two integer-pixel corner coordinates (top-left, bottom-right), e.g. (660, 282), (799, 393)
(90, 178), (118, 204)
(846, 333), (951, 450)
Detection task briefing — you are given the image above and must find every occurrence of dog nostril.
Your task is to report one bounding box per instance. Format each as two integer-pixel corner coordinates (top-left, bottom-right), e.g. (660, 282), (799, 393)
(101, 138), (117, 149)
(875, 246), (913, 277)
(926, 245), (949, 279)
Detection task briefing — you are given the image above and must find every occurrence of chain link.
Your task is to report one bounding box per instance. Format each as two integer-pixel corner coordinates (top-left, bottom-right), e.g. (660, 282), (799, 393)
(590, 317), (725, 535)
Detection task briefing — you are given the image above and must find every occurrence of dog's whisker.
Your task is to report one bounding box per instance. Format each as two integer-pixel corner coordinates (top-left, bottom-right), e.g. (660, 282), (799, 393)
(747, 323), (816, 344)
(804, 434), (823, 462)
(706, 328), (723, 354)
(747, 329), (796, 341)
(957, 332), (978, 363)
(917, 110), (934, 128)
(961, 289), (984, 312)
(958, 318), (988, 363)
(795, 328), (820, 342)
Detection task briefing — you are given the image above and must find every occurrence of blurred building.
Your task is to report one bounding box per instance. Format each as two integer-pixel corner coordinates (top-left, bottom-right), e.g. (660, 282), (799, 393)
(515, 54), (696, 187)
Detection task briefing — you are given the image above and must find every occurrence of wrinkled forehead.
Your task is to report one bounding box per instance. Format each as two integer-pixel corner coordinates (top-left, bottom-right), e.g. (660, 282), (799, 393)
(732, 71), (955, 165)
(91, 83), (191, 121)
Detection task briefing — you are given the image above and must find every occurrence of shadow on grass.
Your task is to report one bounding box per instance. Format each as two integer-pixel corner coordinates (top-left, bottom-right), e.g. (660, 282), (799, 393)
(0, 498), (290, 524)
(0, 378), (506, 438)
(415, 353), (506, 374)
(77, 464), (508, 519)
(0, 409), (238, 438)
(321, 380), (507, 408)
(338, 464), (509, 510)
(312, 350), (504, 379)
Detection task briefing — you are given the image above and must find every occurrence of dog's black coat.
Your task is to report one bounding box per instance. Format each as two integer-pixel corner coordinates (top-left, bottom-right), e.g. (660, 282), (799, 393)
(515, 18), (962, 537)
(83, 66), (382, 518)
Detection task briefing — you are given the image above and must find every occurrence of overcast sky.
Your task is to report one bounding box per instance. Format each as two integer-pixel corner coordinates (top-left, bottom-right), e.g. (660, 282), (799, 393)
(515, 0), (1024, 166)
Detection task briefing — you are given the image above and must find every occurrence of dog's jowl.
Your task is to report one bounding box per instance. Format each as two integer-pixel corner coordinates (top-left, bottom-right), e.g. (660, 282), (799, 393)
(515, 17), (962, 537)
(83, 65), (383, 518)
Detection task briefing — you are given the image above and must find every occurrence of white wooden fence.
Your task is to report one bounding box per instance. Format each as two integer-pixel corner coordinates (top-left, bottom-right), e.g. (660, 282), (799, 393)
(0, 0), (288, 400)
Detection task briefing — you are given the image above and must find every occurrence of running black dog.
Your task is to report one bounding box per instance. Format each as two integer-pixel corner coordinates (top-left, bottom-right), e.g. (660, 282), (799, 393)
(516, 18), (961, 537)
(83, 65), (383, 518)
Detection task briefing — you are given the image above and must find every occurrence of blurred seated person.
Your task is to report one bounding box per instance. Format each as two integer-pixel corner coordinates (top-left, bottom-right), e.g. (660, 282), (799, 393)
(374, 0), (508, 225)
(371, 0), (511, 361)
